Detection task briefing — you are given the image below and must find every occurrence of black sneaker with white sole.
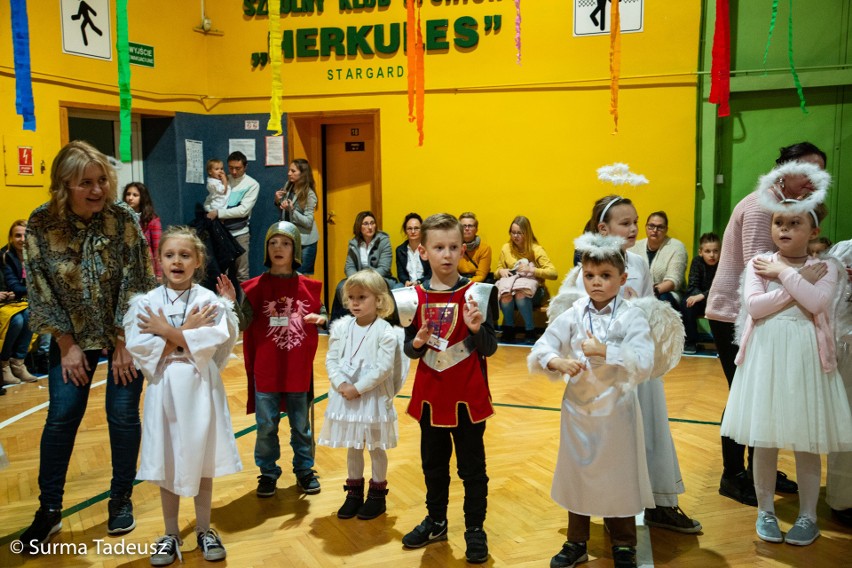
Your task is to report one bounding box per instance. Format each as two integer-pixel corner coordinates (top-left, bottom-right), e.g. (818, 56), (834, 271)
(107, 495), (136, 534)
(402, 516), (448, 548)
(20, 507), (62, 555)
(550, 541), (588, 568)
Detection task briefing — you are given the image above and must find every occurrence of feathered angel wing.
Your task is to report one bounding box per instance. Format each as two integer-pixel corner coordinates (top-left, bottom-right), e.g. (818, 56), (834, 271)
(212, 297), (240, 370)
(391, 326), (411, 395)
(547, 266), (583, 323)
(630, 296), (684, 377)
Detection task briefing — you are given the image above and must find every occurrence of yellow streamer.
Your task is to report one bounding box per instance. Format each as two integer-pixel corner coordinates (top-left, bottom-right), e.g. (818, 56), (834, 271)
(267, 0), (283, 135)
(609, 0), (621, 133)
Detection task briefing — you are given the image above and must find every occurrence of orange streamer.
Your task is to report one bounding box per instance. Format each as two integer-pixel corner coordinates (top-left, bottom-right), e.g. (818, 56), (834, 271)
(267, 0), (283, 135)
(406, 1), (416, 123)
(415, 4), (425, 145)
(609, 0), (621, 133)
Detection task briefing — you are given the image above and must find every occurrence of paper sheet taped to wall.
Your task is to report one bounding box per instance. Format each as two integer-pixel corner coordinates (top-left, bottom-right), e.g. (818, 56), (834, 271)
(185, 139), (204, 184)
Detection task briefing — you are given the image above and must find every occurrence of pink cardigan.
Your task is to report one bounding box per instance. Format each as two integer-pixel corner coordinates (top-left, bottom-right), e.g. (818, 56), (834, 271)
(706, 192), (775, 323)
(735, 253), (839, 373)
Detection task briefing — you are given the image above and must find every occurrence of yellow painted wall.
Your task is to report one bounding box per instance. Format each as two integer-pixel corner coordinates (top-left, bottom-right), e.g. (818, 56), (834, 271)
(1, 1), (701, 298)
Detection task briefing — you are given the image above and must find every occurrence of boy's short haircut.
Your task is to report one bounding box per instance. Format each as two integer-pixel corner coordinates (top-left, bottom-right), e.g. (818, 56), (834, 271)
(698, 232), (721, 247)
(343, 269), (395, 318)
(580, 249), (626, 274)
(206, 158), (223, 173)
(420, 213), (462, 245)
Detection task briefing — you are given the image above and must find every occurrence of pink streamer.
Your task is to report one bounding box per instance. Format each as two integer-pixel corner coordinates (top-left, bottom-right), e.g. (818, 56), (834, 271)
(514, 0), (522, 65)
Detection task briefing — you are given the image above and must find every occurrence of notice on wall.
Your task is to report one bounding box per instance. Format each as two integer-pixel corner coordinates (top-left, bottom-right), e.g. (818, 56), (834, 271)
(18, 146), (34, 175)
(185, 139), (204, 184)
(265, 136), (285, 166)
(60, 0), (112, 60)
(573, 0), (644, 37)
(229, 139), (257, 161)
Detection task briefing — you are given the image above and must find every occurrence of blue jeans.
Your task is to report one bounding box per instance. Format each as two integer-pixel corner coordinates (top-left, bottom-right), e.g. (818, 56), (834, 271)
(38, 342), (143, 509)
(254, 390), (314, 479)
(1, 310), (32, 360)
(500, 287), (545, 331)
(297, 242), (318, 275)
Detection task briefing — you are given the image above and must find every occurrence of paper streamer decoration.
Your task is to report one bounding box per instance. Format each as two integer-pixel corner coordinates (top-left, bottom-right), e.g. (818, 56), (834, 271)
(10, 0), (35, 130)
(708, 0), (731, 117)
(267, 0), (284, 134)
(762, 0), (807, 113)
(514, 0), (521, 65)
(116, 1), (132, 161)
(405, 1), (425, 145)
(608, 0), (621, 133)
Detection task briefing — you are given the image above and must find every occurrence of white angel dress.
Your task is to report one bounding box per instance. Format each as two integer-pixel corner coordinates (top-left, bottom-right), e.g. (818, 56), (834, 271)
(319, 316), (409, 450)
(124, 285), (242, 497)
(529, 295), (655, 517)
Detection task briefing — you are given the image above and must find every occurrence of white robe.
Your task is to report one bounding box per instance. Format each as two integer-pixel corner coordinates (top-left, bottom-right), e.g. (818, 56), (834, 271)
(529, 297), (655, 517)
(124, 285), (242, 497)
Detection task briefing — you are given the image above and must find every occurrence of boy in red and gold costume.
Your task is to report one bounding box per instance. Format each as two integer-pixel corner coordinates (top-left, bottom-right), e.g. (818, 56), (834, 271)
(395, 213), (498, 564)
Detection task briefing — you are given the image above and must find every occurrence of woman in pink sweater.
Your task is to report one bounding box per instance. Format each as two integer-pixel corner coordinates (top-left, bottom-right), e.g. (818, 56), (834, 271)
(707, 142), (827, 506)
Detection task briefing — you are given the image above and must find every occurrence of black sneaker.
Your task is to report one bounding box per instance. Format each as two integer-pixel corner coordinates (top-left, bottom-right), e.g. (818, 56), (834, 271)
(719, 472), (757, 506)
(296, 470), (321, 494)
(150, 534), (182, 566)
(197, 528), (227, 561)
(612, 546), (637, 568)
(20, 507), (62, 554)
(107, 495), (136, 534)
(643, 506), (702, 534)
(550, 541), (587, 568)
(775, 470), (798, 494)
(257, 475), (277, 498)
(402, 516), (448, 549)
(464, 527), (488, 564)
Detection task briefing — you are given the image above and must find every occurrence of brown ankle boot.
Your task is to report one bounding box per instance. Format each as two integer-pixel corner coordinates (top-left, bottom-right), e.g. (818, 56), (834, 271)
(10, 358), (38, 382)
(337, 478), (364, 519)
(357, 480), (388, 520)
(1, 361), (21, 385)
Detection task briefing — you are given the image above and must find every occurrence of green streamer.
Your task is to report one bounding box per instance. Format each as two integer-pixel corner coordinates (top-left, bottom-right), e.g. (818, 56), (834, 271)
(762, 0), (779, 67)
(116, 0), (132, 162)
(787, 0), (808, 113)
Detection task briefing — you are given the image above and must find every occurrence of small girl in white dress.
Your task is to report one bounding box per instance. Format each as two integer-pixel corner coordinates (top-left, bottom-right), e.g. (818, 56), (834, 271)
(721, 200), (852, 546)
(124, 226), (241, 565)
(319, 269), (408, 520)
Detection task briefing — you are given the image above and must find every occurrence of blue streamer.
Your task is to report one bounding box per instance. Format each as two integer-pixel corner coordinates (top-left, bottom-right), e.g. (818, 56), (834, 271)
(10, 0), (36, 130)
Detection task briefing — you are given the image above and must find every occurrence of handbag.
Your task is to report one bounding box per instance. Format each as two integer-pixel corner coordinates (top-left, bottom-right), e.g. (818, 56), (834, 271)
(495, 274), (539, 299)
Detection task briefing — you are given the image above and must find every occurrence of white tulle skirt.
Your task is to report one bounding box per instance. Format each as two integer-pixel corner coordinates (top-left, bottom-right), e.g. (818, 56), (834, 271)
(721, 312), (852, 454)
(318, 387), (399, 451)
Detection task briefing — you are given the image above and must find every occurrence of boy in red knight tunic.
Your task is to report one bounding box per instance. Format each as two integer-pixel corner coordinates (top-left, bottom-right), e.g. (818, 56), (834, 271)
(395, 213), (498, 564)
(240, 222), (326, 497)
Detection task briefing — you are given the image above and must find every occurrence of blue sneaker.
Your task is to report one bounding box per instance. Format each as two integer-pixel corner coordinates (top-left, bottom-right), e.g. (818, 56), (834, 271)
(785, 515), (819, 546)
(756, 511), (783, 543)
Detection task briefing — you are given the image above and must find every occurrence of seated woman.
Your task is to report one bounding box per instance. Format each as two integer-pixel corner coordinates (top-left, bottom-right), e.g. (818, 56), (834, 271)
(458, 212), (493, 283)
(1, 220), (39, 385)
(395, 212), (431, 286)
(628, 211), (688, 311)
(495, 215), (557, 344)
(331, 211), (400, 320)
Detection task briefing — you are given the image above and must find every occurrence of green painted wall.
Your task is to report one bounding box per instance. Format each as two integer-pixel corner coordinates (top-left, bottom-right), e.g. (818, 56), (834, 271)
(698, 0), (852, 248)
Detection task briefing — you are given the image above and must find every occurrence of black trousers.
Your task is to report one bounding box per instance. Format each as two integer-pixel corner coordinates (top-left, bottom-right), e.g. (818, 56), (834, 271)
(419, 404), (488, 528)
(709, 319), (753, 476)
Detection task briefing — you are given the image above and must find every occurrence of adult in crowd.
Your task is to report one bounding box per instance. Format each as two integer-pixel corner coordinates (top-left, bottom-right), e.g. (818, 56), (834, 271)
(628, 211), (688, 311)
(1, 220), (38, 386)
(274, 158), (319, 275)
(207, 150), (259, 285)
(458, 212), (493, 283)
(19, 140), (156, 553)
(331, 211), (399, 321)
(706, 141), (827, 507)
(396, 212), (431, 286)
(122, 182), (162, 279)
(495, 215), (557, 344)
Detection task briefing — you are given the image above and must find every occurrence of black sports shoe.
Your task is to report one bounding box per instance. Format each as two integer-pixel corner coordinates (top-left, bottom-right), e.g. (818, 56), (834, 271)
(402, 516), (448, 549)
(107, 495), (136, 534)
(257, 475), (277, 497)
(612, 546), (637, 568)
(719, 471), (757, 506)
(20, 507), (62, 555)
(775, 470), (798, 494)
(550, 541), (588, 568)
(464, 527), (488, 564)
(296, 470), (321, 494)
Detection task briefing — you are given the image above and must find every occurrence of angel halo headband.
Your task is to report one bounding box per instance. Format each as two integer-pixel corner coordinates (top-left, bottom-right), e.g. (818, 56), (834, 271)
(574, 232), (626, 260)
(595, 163), (648, 225)
(755, 160), (831, 228)
(598, 196), (624, 225)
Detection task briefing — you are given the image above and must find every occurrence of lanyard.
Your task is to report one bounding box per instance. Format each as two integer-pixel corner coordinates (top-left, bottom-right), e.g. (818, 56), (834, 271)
(163, 286), (192, 328)
(348, 318), (376, 364)
(587, 296), (618, 343)
(425, 286), (457, 338)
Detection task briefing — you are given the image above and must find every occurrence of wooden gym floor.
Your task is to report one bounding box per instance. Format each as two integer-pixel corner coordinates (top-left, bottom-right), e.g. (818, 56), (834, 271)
(0, 338), (849, 567)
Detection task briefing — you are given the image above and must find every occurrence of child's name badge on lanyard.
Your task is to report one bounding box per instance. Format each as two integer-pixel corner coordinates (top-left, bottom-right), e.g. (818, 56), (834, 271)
(165, 306), (184, 317)
(426, 334), (449, 351)
(270, 316), (290, 327)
